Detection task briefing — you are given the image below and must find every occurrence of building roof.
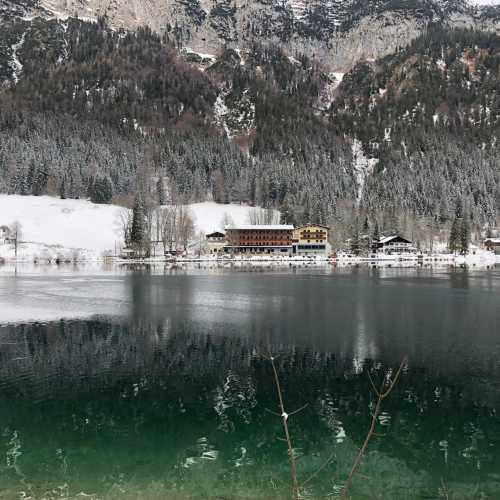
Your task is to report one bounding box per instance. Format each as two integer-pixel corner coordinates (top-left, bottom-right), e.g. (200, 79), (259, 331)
(206, 231), (225, 238)
(225, 245), (293, 248)
(379, 235), (412, 244)
(225, 225), (294, 230)
(295, 225), (330, 230)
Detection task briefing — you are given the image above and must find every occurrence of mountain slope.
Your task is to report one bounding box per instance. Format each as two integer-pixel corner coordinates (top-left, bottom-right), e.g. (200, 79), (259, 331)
(0, 13), (498, 243)
(1, 0), (500, 72)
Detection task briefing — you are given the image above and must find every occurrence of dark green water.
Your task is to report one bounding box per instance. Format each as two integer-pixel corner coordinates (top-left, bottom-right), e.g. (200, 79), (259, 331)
(0, 265), (500, 499)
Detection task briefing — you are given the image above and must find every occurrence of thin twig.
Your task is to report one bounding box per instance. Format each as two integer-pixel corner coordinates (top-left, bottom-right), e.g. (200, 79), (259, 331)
(269, 353), (300, 500)
(301, 448), (337, 487)
(265, 407), (281, 417)
(367, 369), (380, 397)
(340, 356), (408, 500)
(440, 478), (450, 500)
(288, 403), (309, 417)
(380, 359), (406, 399)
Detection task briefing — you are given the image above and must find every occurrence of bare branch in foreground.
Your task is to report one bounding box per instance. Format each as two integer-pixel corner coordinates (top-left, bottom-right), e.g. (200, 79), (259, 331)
(269, 353), (301, 500)
(340, 356), (408, 500)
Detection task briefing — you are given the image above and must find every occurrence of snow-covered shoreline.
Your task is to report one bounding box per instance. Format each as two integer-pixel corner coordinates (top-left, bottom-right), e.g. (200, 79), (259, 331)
(115, 251), (500, 268)
(0, 195), (266, 262)
(0, 195), (124, 261)
(0, 195), (498, 268)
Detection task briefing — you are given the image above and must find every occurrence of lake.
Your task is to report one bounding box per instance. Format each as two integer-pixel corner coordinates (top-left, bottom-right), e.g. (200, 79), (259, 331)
(0, 263), (499, 499)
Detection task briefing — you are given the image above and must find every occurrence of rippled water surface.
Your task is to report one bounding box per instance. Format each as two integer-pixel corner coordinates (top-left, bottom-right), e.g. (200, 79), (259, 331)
(0, 264), (499, 499)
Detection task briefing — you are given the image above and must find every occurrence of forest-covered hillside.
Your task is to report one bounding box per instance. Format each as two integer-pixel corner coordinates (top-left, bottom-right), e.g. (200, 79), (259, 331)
(0, 16), (499, 246)
(331, 27), (500, 225)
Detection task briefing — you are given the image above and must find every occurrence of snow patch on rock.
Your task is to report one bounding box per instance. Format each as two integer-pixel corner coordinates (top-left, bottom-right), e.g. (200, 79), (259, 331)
(182, 47), (217, 67)
(214, 87), (255, 138)
(331, 72), (345, 88)
(468, 0), (500, 6)
(10, 33), (26, 84)
(214, 91), (232, 138)
(287, 0), (307, 19)
(352, 139), (378, 204)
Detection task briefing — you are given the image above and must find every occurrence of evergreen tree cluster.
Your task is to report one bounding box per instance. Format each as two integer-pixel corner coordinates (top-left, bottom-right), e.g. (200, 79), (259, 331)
(0, 18), (216, 128)
(448, 201), (470, 255)
(88, 175), (114, 204)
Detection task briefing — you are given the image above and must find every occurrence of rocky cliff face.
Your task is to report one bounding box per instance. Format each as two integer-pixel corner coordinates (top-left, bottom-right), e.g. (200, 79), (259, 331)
(1, 0), (498, 71)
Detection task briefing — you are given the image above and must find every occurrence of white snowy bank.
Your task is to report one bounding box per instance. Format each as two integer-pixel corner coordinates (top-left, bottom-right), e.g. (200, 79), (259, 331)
(0, 195), (124, 261)
(0, 195), (267, 261)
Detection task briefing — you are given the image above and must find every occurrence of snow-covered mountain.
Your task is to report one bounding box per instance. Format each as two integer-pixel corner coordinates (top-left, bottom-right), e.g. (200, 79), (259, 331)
(0, 1), (499, 230)
(2, 0), (500, 71)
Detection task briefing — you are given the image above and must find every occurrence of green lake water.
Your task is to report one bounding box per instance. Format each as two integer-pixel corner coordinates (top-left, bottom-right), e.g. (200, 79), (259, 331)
(0, 265), (499, 499)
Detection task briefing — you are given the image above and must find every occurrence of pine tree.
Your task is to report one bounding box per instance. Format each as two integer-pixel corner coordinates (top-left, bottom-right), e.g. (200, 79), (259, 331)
(449, 200), (469, 255)
(373, 220), (380, 240)
(32, 168), (48, 196)
(280, 200), (290, 224)
(449, 218), (459, 254)
(372, 221), (380, 252)
(350, 219), (360, 256)
(362, 216), (369, 235)
(130, 195), (146, 249)
(157, 177), (166, 205)
(459, 215), (470, 256)
(26, 161), (36, 194)
(59, 177), (66, 199)
(89, 175), (113, 204)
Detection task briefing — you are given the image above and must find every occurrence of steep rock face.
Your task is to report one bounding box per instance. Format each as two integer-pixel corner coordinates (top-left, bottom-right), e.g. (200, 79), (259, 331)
(0, 0), (38, 19)
(2, 0), (492, 70)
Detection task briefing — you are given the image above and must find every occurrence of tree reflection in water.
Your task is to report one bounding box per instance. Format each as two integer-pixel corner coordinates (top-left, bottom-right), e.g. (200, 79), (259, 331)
(0, 316), (499, 499)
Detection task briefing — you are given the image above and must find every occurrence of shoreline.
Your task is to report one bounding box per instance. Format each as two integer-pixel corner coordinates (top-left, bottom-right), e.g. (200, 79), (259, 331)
(114, 250), (500, 266)
(1, 252), (499, 268)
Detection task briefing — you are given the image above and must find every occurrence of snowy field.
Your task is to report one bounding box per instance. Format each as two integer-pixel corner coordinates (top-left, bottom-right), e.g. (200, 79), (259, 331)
(0, 195), (267, 261)
(0, 195), (123, 255)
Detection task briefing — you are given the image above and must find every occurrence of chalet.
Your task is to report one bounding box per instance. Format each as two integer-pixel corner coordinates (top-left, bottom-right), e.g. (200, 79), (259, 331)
(484, 238), (500, 254)
(206, 231), (226, 255)
(0, 226), (10, 245)
(373, 235), (416, 255)
(292, 225), (330, 256)
(120, 246), (149, 259)
(224, 225), (294, 256)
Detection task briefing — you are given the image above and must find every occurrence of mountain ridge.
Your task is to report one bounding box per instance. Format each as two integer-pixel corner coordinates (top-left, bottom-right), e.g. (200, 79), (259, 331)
(3, 0), (500, 72)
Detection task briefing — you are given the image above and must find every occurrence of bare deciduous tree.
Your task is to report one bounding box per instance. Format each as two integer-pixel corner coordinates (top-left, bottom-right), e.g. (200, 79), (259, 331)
(220, 212), (235, 231)
(247, 208), (280, 225)
(340, 356), (408, 499)
(266, 351), (408, 500)
(177, 206), (195, 251)
(116, 208), (132, 247)
(9, 221), (22, 259)
(159, 206), (178, 253)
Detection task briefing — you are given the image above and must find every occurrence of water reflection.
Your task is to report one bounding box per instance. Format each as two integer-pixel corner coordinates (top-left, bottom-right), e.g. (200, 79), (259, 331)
(0, 266), (500, 498)
(120, 266), (500, 375)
